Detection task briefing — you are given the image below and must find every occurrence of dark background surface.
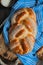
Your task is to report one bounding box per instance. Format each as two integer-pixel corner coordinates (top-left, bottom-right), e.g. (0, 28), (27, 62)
(0, 5), (11, 33)
(0, 0), (17, 33)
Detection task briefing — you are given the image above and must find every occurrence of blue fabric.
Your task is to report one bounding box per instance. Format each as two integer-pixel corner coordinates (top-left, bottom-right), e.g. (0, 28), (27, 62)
(3, 20), (10, 45)
(3, 0), (43, 65)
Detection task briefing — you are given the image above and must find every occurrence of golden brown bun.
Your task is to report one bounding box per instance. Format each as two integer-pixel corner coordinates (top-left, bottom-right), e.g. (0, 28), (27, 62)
(0, 34), (17, 61)
(9, 8), (37, 55)
(36, 46), (43, 60)
(0, 34), (23, 65)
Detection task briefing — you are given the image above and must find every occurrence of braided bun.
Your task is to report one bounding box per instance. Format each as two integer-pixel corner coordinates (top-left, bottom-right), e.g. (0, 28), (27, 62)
(9, 8), (37, 54)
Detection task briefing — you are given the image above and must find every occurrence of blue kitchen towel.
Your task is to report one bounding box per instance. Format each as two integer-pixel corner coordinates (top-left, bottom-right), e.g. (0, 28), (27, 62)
(3, 0), (43, 65)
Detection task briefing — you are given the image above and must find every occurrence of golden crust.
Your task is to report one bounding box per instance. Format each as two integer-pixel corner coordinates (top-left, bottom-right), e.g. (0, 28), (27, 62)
(0, 34), (23, 65)
(9, 8), (37, 55)
(0, 34), (17, 61)
(11, 8), (36, 24)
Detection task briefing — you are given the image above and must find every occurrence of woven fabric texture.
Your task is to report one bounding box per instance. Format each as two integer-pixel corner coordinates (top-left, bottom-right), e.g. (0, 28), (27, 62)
(3, 0), (43, 65)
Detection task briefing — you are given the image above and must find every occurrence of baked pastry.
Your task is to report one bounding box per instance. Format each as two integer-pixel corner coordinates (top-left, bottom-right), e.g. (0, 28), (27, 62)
(0, 34), (23, 65)
(9, 8), (37, 54)
(0, 34), (17, 61)
(36, 46), (43, 60)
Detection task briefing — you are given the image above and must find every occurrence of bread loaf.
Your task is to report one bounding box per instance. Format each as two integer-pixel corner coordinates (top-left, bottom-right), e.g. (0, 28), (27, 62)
(9, 8), (37, 54)
(0, 34), (23, 65)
